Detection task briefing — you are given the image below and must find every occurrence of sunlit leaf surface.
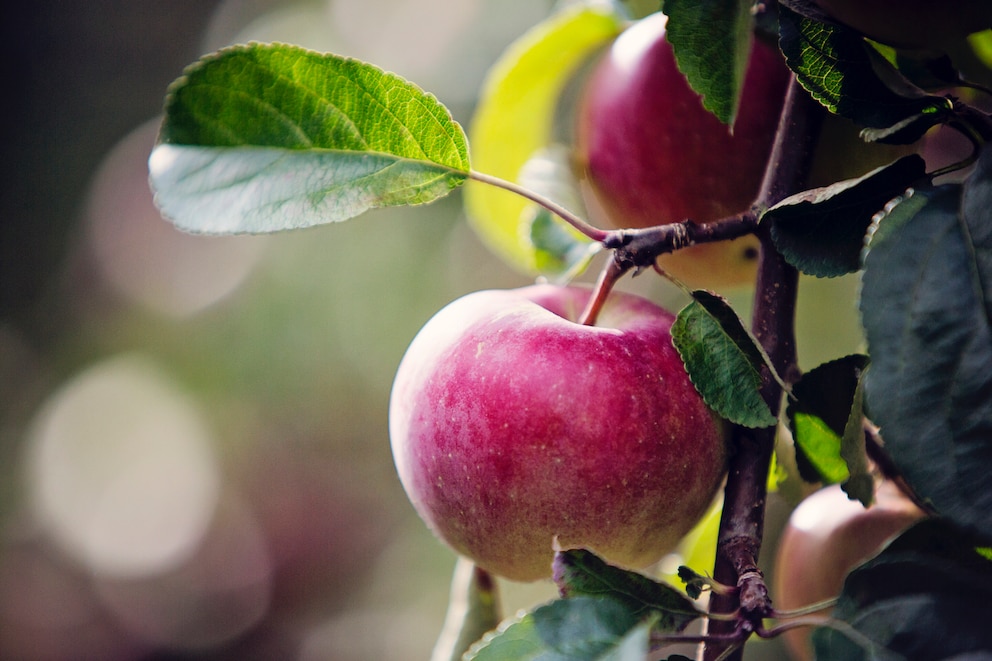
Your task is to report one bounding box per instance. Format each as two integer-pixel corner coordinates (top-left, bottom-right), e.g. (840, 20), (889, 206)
(150, 43), (469, 234)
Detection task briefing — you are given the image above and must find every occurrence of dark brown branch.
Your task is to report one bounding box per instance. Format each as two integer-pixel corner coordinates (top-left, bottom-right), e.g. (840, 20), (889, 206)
(578, 211), (758, 327)
(703, 77), (825, 661)
(602, 211), (759, 271)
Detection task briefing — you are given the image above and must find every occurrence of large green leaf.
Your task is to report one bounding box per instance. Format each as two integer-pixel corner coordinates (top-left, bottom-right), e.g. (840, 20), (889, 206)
(778, 6), (953, 142)
(664, 0), (752, 125)
(672, 291), (778, 428)
(464, 596), (649, 661)
(764, 154), (927, 277)
(464, 4), (624, 273)
(860, 149), (992, 539)
(150, 43), (469, 234)
(812, 519), (992, 660)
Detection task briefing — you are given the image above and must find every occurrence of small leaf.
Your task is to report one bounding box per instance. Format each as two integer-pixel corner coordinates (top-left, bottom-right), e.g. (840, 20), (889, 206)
(861, 149), (992, 540)
(519, 144), (600, 279)
(765, 154), (927, 277)
(553, 549), (700, 632)
(778, 7), (953, 134)
(464, 596), (648, 661)
(676, 566), (710, 600)
(430, 558), (502, 661)
(664, 0), (752, 125)
(812, 519), (992, 660)
(839, 366), (873, 506)
(787, 355), (869, 488)
(464, 4), (624, 273)
(672, 291), (777, 428)
(150, 43), (469, 234)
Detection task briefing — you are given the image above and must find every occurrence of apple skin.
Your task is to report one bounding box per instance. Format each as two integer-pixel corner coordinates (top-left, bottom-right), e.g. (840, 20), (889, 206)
(773, 482), (926, 661)
(574, 12), (790, 288)
(814, 0), (992, 50)
(389, 285), (727, 582)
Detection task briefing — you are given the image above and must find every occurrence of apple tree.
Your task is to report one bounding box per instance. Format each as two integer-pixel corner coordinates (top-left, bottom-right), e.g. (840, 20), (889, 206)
(148, 0), (992, 659)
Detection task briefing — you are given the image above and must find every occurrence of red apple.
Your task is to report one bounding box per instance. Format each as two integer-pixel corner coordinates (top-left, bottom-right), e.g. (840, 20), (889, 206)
(773, 481), (926, 661)
(389, 284), (727, 582)
(574, 12), (790, 288)
(814, 0), (991, 50)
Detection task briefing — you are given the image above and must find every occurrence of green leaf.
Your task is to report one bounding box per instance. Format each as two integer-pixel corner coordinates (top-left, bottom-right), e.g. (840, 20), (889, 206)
(812, 519), (992, 660)
(839, 366), (873, 506)
(861, 150), (992, 539)
(663, 0), (752, 125)
(150, 43), (469, 234)
(553, 549), (700, 632)
(464, 4), (624, 273)
(788, 355), (869, 488)
(464, 596), (648, 661)
(764, 154), (928, 277)
(672, 291), (778, 428)
(893, 51), (966, 93)
(778, 7), (953, 138)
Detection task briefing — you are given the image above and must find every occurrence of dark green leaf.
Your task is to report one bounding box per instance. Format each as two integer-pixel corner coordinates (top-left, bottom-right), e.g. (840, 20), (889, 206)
(778, 7), (953, 135)
(812, 519), (992, 660)
(664, 0), (752, 125)
(861, 149), (992, 540)
(787, 355), (872, 504)
(464, 596), (649, 661)
(553, 549), (700, 632)
(893, 51), (965, 93)
(672, 291), (777, 428)
(676, 566), (707, 600)
(765, 154), (927, 277)
(150, 43), (469, 234)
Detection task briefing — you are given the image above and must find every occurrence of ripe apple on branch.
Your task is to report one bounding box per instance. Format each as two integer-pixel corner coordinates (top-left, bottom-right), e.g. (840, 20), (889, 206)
(389, 284), (728, 583)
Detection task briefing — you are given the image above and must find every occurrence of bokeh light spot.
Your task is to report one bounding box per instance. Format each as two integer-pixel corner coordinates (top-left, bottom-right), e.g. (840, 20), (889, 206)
(26, 354), (222, 578)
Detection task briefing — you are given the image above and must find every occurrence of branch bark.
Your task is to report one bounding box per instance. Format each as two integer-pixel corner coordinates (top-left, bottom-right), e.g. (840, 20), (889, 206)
(703, 77), (825, 661)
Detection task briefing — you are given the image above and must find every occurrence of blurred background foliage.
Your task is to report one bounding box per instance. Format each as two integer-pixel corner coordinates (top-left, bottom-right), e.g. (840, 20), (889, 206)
(0, 1), (876, 659)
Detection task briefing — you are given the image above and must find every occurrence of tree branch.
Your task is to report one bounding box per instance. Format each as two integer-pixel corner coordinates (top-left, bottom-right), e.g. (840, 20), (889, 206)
(703, 77), (825, 661)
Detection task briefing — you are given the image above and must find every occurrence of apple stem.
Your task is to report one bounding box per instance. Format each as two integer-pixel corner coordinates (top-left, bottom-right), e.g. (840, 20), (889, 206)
(577, 257), (630, 326)
(702, 77), (826, 661)
(467, 170), (612, 243)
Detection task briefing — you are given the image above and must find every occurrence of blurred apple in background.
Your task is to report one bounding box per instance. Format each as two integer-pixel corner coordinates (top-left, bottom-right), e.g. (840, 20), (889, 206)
(773, 481), (926, 661)
(574, 12), (790, 288)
